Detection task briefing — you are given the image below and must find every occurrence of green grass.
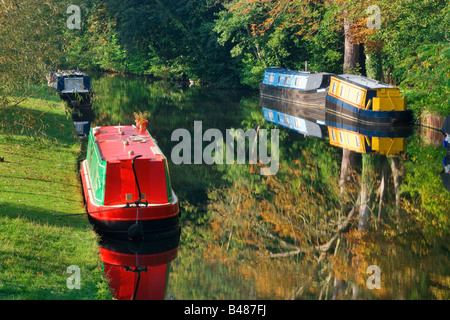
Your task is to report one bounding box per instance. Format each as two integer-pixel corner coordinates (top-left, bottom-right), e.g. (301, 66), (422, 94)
(0, 88), (112, 299)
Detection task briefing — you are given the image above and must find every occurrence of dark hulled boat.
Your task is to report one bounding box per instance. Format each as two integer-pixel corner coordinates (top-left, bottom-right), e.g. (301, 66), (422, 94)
(259, 67), (332, 138)
(260, 67), (332, 108)
(47, 70), (92, 108)
(325, 113), (412, 157)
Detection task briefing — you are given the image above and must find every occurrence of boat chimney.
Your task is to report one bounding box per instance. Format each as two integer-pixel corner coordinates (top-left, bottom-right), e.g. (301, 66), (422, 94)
(305, 61), (308, 72)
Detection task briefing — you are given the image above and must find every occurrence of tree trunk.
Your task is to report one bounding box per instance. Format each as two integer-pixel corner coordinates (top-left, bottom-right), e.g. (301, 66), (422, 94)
(332, 278), (347, 300)
(377, 161), (389, 222)
(390, 157), (403, 232)
(339, 148), (357, 195)
(339, 10), (361, 198)
(359, 154), (384, 231)
(343, 9), (360, 74)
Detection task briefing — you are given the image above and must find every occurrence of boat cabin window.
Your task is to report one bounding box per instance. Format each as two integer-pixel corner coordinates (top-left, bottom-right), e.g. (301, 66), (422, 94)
(339, 131), (344, 143)
(284, 76), (291, 85)
(356, 91), (362, 104)
(330, 129), (336, 142)
(339, 85), (345, 97)
(346, 87), (351, 100)
(268, 74), (275, 83)
(285, 116), (291, 125)
(331, 81), (337, 94)
(355, 136), (360, 148)
(278, 114), (283, 122)
(268, 111), (274, 120)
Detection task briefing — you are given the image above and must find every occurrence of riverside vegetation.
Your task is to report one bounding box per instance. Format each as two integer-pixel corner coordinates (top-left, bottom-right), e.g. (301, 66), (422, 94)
(0, 0), (449, 300)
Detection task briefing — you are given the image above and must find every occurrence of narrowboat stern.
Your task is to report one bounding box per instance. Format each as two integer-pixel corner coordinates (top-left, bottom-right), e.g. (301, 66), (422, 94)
(80, 125), (180, 240)
(325, 74), (413, 126)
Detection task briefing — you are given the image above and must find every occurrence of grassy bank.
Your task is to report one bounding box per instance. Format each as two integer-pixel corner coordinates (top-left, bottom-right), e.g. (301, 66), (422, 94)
(0, 88), (112, 299)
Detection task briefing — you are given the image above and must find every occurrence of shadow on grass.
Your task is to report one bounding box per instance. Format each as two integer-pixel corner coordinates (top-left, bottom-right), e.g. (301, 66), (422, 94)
(0, 202), (94, 232)
(0, 102), (76, 147)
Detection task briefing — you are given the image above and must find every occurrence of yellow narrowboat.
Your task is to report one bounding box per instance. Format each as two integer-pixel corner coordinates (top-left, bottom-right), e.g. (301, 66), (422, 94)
(325, 74), (412, 126)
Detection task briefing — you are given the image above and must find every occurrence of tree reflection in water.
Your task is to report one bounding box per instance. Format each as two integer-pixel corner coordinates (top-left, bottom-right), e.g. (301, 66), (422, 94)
(90, 73), (449, 300)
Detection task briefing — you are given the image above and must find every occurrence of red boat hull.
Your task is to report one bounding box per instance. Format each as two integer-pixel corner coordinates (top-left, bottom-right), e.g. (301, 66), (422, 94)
(81, 160), (180, 239)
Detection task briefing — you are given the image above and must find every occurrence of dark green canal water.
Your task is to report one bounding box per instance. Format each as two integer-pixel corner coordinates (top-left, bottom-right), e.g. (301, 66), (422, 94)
(88, 72), (449, 300)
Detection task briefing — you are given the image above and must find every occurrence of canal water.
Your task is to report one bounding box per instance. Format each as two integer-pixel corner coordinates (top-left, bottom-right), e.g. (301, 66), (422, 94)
(86, 72), (449, 300)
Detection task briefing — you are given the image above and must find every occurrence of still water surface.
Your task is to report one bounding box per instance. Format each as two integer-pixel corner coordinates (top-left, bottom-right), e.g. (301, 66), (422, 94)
(87, 72), (449, 300)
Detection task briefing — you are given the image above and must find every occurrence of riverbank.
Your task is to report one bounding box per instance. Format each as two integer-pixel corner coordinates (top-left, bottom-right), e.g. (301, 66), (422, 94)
(0, 88), (112, 299)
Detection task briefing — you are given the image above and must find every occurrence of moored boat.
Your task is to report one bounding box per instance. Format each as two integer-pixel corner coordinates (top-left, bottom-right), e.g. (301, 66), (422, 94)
(260, 67), (332, 109)
(325, 74), (412, 126)
(259, 67), (332, 138)
(47, 69), (92, 107)
(80, 124), (180, 240)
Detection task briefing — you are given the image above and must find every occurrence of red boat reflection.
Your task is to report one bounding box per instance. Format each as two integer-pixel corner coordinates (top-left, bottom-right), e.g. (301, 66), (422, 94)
(99, 230), (180, 300)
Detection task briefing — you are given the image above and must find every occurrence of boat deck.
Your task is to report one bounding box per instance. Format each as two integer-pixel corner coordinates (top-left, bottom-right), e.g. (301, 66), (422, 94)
(93, 125), (164, 162)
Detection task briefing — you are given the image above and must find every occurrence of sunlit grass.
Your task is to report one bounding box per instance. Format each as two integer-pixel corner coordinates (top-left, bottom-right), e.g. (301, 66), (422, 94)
(0, 89), (112, 300)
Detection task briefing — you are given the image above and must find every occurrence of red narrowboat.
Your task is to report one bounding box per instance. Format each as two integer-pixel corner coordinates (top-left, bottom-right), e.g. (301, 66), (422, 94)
(80, 125), (180, 240)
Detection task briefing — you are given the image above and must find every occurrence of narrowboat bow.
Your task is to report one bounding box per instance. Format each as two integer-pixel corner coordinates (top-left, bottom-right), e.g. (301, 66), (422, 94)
(80, 125), (180, 240)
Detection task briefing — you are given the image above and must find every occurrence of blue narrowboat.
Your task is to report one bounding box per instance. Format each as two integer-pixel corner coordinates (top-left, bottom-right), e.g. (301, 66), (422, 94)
(261, 106), (326, 138)
(260, 67), (332, 108)
(260, 67), (332, 138)
(325, 74), (412, 126)
(47, 70), (92, 107)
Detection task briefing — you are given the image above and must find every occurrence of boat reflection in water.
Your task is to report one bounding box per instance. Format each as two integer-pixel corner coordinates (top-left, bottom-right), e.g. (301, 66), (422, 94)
(325, 111), (412, 156)
(260, 67), (414, 156)
(261, 94), (412, 156)
(441, 115), (450, 192)
(98, 229), (180, 300)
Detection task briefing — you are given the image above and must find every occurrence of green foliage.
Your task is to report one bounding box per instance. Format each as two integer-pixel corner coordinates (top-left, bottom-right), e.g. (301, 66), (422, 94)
(0, 0), (68, 108)
(397, 43), (450, 117)
(402, 133), (450, 245)
(364, 0), (449, 116)
(63, 2), (127, 72)
(214, 0), (344, 87)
